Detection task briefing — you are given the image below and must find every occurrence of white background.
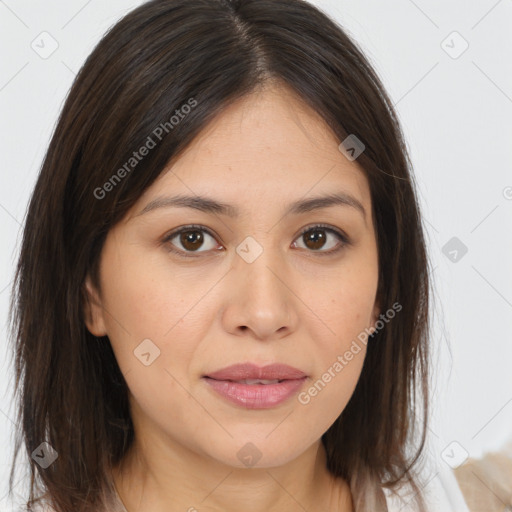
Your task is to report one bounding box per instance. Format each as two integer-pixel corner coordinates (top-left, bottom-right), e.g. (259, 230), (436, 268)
(1, 0), (511, 508)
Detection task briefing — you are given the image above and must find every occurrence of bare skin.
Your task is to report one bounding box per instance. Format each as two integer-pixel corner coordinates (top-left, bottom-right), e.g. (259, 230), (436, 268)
(85, 80), (379, 512)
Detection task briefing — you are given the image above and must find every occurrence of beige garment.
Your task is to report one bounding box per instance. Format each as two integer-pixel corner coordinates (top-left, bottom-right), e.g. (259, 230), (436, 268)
(453, 445), (512, 512)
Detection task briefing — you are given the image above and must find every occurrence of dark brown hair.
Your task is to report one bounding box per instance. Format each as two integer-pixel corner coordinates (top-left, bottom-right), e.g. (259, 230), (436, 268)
(8, 0), (431, 510)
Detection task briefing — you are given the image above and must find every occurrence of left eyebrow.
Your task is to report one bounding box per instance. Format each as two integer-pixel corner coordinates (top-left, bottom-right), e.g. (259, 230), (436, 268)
(136, 192), (366, 222)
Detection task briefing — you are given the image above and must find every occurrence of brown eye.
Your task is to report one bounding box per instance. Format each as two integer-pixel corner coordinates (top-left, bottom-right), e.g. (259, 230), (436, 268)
(292, 225), (348, 254)
(303, 228), (327, 250)
(163, 223), (349, 259)
(164, 225), (219, 255)
(179, 230), (204, 251)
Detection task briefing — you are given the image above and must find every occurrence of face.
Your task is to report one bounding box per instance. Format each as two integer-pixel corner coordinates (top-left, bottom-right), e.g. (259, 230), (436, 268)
(84, 82), (380, 470)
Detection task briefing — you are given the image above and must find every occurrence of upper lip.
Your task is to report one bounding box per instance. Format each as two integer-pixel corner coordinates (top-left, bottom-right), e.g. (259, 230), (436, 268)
(204, 363), (307, 381)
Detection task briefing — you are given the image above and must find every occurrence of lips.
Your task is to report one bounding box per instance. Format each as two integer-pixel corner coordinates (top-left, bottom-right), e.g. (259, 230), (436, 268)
(202, 363), (308, 409)
(203, 362), (307, 382)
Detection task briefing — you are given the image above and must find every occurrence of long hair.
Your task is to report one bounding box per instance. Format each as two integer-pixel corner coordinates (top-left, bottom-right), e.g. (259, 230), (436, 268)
(7, 1), (431, 510)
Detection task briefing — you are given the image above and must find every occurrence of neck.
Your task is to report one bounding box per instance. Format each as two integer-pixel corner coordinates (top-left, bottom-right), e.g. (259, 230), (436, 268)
(112, 433), (352, 511)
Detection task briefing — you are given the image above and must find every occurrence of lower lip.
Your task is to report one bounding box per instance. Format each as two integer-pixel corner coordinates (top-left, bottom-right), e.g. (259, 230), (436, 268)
(203, 377), (307, 409)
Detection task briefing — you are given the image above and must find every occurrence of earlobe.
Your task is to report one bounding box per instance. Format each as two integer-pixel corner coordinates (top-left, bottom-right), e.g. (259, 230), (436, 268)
(83, 275), (107, 337)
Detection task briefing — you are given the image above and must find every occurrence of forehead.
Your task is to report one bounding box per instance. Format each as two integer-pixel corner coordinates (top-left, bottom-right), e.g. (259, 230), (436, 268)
(137, 83), (371, 216)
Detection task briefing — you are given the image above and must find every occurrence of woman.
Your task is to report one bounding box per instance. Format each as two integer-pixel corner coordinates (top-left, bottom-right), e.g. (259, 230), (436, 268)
(7, 0), (468, 510)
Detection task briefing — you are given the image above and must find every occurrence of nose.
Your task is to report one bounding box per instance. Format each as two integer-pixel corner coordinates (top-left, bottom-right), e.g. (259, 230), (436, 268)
(220, 239), (299, 341)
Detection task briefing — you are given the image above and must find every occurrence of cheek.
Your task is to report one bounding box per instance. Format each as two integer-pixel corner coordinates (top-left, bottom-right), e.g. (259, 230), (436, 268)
(305, 265), (378, 351)
(100, 236), (184, 332)
(296, 343), (367, 441)
(97, 245), (190, 370)
(298, 258), (376, 410)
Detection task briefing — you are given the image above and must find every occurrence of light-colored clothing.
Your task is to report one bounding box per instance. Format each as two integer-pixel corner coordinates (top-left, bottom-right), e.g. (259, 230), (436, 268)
(385, 464), (471, 511)
(453, 438), (512, 512)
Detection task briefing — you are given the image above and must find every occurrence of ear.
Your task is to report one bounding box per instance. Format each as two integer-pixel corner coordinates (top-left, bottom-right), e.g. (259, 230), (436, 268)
(369, 297), (381, 335)
(83, 274), (108, 337)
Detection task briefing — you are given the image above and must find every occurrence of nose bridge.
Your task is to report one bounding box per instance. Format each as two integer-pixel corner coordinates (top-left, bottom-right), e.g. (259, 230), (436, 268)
(234, 232), (286, 297)
(222, 232), (296, 337)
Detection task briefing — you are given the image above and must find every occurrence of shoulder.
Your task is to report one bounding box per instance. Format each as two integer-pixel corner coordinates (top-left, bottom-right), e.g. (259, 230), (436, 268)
(454, 446), (512, 511)
(384, 464), (471, 511)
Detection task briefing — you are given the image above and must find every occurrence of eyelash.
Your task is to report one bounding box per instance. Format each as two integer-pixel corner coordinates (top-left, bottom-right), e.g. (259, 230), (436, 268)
(162, 223), (350, 259)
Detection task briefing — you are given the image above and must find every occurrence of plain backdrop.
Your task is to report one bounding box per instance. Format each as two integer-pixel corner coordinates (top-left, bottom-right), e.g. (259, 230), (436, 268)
(1, 0), (511, 508)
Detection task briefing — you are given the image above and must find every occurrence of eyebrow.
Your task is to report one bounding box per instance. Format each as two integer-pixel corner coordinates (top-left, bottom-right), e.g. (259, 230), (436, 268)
(136, 192), (366, 221)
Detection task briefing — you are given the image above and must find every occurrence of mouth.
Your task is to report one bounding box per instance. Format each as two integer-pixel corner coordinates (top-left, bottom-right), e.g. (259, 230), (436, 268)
(201, 363), (308, 409)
